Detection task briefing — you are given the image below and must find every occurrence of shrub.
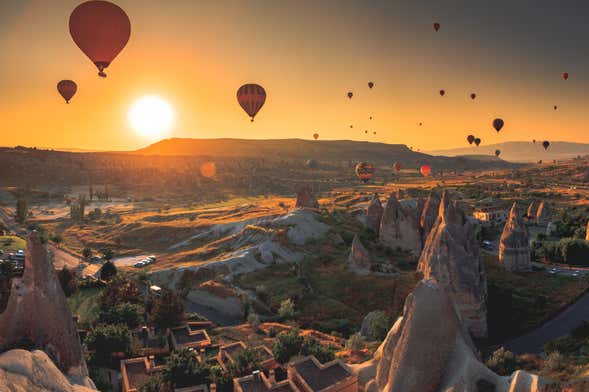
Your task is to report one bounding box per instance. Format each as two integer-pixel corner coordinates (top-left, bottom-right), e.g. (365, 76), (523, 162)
(86, 324), (131, 366)
(278, 298), (295, 320)
(162, 349), (208, 388)
(301, 336), (336, 364)
(485, 347), (520, 376)
(367, 311), (391, 341)
(57, 267), (78, 297)
(272, 328), (303, 364)
(150, 290), (185, 329)
(100, 260), (117, 280)
(98, 277), (142, 309)
(346, 333), (365, 352)
(543, 351), (564, 372)
(98, 302), (144, 329)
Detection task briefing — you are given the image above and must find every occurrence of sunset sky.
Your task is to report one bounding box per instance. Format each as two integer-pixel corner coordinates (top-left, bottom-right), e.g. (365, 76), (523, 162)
(1, 0), (588, 151)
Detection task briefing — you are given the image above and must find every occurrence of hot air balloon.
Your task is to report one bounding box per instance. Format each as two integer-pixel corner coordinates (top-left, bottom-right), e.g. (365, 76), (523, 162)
(306, 159), (319, 170)
(474, 138), (481, 146)
(562, 72), (569, 81)
(369, 116), (373, 120)
(69, 0), (131, 77)
(355, 162), (374, 183)
(495, 149), (501, 157)
(237, 83), (266, 121)
(470, 93), (476, 100)
(364, 130), (368, 134)
(542, 141), (550, 150)
(199, 161), (217, 178)
(419, 122), (423, 126)
(313, 133), (319, 140)
(350, 125), (353, 128)
(553, 105), (558, 110)
(433, 22), (440, 32)
(439, 89), (445, 97)
(393, 161), (402, 173)
(492, 118), (504, 132)
(368, 82), (374, 89)
(347, 91), (353, 99)
(373, 131), (376, 135)
(467, 135), (475, 145)
(533, 139), (536, 144)
(420, 164), (431, 177)
(57, 80), (77, 103)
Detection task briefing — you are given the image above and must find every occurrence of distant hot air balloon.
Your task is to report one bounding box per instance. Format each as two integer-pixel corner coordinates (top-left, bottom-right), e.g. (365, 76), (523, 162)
(368, 82), (374, 89)
(492, 118), (504, 132)
(533, 139), (536, 144)
(199, 161), (217, 178)
(562, 72), (569, 81)
(350, 125), (353, 128)
(393, 161), (402, 173)
(373, 131), (376, 135)
(420, 164), (431, 177)
(542, 140), (550, 150)
(347, 91), (353, 99)
(538, 160), (543, 164)
(69, 0), (131, 77)
(474, 138), (481, 146)
(57, 80), (77, 103)
(433, 22), (440, 32)
(237, 83), (266, 121)
(305, 159), (319, 170)
(355, 162), (374, 183)
(553, 105), (558, 110)
(313, 133), (319, 140)
(419, 122), (423, 126)
(470, 93), (476, 100)
(364, 130), (368, 134)
(439, 89), (445, 97)
(369, 116), (373, 120)
(495, 149), (501, 157)
(467, 135), (475, 145)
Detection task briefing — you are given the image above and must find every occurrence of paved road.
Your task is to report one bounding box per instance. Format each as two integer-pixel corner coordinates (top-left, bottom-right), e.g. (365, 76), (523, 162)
(507, 291), (589, 354)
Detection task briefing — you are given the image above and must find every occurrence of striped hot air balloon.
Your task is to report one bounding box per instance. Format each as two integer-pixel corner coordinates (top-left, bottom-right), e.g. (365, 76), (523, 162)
(355, 162), (375, 183)
(237, 83), (266, 121)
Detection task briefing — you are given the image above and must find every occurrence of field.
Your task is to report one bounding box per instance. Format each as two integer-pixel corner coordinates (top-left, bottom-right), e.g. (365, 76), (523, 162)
(66, 286), (103, 326)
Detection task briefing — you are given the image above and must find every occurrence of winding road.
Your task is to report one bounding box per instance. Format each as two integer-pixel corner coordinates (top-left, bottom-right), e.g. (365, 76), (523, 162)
(507, 290), (589, 354)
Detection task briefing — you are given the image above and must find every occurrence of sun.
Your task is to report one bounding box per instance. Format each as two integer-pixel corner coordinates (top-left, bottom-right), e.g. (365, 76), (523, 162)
(128, 95), (174, 139)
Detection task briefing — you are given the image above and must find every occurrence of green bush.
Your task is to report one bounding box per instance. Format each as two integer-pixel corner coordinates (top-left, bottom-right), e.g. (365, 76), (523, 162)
(86, 324), (131, 366)
(272, 328), (303, 364)
(301, 336), (336, 363)
(98, 302), (144, 329)
(560, 238), (589, 266)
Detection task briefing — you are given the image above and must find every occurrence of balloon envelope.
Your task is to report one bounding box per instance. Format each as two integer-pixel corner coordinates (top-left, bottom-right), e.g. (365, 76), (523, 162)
(420, 164), (431, 177)
(439, 89), (445, 96)
(57, 80), (77, 103)
(199, 161), (216, 178)
(69, 0), (131, 77)
(562, 72), (569, 80)
(492, 118), (504, 132)
(467, 135), (475, 145)
(237, 84), (266, 121)
(368, 82), (374, 89)
(495, 149), (501, 157)
(313, 133), (319, 140)
(433, 22), (440, 31)
(355, 162), (374, 183)
(347, 91), (353, 99)
(470, 93), (476, 100)
(542, 141), (550, 150)
(474, 138), (481, 146)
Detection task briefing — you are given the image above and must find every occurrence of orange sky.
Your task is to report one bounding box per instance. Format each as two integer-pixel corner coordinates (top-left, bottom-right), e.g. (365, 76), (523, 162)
(1, 0), (587, 151)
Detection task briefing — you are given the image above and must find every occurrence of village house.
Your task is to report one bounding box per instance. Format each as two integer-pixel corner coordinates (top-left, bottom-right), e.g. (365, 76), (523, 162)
(169, 322), (212, 351)
(131, 326), (171, 357)
(217, 341), (278, 373)
(121, 356), (162, 392)
(472, 206), (508, 225)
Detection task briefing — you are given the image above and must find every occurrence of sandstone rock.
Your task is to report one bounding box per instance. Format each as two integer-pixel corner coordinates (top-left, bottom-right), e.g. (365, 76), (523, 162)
(499, 203), (531, 272)
(366, 193), (384, 234)
(535, 201), (551, 224)
(586, 221), (589, 241)
(0, 233), (88, 380)
(526, 201), (538, 220)
(295, 186), (319, 209)
(379, 193), (422, 255)
(0, 350), (96, 392)
(420, 190), (441, 243)
(348, 234), (371, 273)
(349, 279), (544, 392)
(417, 191), (488, 338)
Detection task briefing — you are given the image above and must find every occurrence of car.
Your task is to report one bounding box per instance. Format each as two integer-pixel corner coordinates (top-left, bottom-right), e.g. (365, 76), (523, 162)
(134, 261), (146, 268)
(572, 273), (580, 277)
(547, 269), (557, 274)
(147, 255), (156, 262)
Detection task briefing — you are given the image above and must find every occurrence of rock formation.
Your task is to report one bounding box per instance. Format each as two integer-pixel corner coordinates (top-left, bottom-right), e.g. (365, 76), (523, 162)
(586, 221), (589, 241)
(360, 310), (386, 340)
(526, 201), (538, 220)
(499, 203), (531, 272)
(0, 233), (89, 383)
(535, 201), (551, 224)
(348, 234), (371, 273)
(366, 193), (384, 234)
(350, 279), (546, 392)
(0, 349), (96, 392)
(417, 191), (487, 338)
(420, 190), (441, 243)
(379, 193), (422, 255)
(295, 186), (319, 209)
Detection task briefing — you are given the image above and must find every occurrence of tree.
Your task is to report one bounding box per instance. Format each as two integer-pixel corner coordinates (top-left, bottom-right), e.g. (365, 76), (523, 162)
(272, 328), (303, 364)
(101, 248), (114, 261)
(100, 260), (117, 280)
(57, 267), (78, 297)
(150, 290), (185, 329)
(228, 348), (262, 378)
(15, 191), (28, 224)
(50, 234), (62, 248)
(162, 349), (208, 388)
(301, 336), (336, 364)
(86, 324), (131, 367)
(98, 302), (144, 329)
(98, 277), (142, 309)
(367, 311), (391, 341)
(278, 298), (295, 320)
(346, 333), (365, 352)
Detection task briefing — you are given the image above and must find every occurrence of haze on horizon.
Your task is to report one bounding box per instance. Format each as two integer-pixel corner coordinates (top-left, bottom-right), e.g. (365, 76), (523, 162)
(1, 0), (588, 151)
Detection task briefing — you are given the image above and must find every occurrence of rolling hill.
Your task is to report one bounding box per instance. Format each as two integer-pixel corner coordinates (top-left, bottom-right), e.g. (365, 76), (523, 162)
(134, 138), (518, 170)
(428, 141), (589, 163)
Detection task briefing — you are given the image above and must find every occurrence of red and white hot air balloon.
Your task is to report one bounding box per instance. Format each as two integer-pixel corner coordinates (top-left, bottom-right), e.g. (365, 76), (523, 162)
(69, 1), (131, 77)
(57, 80), (77, 103)
(561, 72), (569, 81)
(420, 164), (431, 177)
(237, 83), (266, 121)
